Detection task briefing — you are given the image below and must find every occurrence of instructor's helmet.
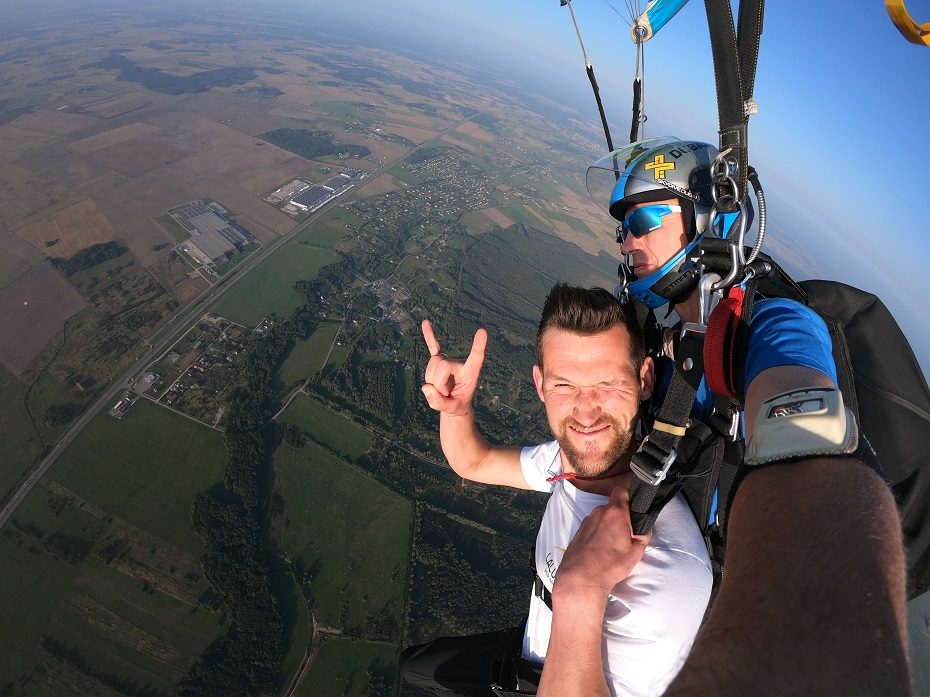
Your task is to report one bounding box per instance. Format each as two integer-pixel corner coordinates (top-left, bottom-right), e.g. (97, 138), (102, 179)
(586, 136), (752, 308)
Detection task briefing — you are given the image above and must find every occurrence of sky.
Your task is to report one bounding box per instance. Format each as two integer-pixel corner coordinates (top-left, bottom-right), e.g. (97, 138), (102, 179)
(304, 0), (930, 371)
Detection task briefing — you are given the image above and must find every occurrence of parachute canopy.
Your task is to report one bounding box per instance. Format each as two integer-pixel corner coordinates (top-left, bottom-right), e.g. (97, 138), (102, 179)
(630, 0), (690, 43)
(885, 0), (930, 45)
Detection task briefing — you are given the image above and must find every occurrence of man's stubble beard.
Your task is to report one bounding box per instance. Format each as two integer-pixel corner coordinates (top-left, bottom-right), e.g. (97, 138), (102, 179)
(556, 414), (635, 477)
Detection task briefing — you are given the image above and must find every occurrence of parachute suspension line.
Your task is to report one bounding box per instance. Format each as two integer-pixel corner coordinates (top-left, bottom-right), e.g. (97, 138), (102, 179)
(630, 30), (647, 142)
(562, 0), (616, 151)
(566, 0), (591, 66)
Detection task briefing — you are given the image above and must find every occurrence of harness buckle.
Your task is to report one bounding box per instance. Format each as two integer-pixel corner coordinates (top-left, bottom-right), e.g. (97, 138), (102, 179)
(631, 439), (678, 486)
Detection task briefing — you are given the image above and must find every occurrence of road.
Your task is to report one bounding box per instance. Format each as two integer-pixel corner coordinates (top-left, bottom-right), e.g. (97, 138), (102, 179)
(0, 113), (476, 531)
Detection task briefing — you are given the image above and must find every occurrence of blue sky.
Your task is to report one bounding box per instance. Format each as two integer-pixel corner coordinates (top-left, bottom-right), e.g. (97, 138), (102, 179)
(310, 0), (930, 370)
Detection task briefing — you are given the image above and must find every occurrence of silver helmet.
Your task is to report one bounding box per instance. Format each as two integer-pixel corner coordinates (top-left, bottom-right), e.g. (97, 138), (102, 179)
(586, 137), (752, 308)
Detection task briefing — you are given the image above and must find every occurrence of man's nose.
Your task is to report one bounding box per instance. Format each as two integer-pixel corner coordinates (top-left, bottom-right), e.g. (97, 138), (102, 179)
(617, 234), (639, 255)
(572, 388), (602, 422)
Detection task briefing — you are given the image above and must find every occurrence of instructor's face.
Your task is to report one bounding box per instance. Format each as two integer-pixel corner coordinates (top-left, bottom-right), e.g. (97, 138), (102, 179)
(533, 326), (653, 477)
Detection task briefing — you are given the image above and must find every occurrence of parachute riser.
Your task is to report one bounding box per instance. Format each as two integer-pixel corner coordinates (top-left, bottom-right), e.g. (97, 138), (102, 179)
(702, 151), (767, 292)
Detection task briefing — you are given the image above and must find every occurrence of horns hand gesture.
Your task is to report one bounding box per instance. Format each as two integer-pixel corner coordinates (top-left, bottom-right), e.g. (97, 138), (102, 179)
(421, 319), (487, 417)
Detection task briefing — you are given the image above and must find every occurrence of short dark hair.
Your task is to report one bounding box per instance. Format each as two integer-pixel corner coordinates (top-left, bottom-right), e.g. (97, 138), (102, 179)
(536, 284), (645, 372)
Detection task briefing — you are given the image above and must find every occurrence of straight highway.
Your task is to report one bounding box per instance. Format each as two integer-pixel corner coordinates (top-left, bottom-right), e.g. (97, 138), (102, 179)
(0, 113), (476, 530)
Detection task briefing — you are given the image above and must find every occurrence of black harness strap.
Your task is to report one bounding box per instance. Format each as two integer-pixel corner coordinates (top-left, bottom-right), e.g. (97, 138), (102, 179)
(533, 573), (553, 611)
(702, 0), (765, 208)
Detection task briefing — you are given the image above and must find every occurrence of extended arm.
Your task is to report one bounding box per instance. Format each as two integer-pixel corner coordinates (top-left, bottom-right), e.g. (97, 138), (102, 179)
(421, 320), (527, 489)
(539, 488), (648, 697)
(668, 365), (909, 695)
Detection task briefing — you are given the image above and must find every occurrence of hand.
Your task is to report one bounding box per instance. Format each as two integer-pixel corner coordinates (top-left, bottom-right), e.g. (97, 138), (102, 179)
(553, 487), (649, 600)
(420, 319), (487, 417)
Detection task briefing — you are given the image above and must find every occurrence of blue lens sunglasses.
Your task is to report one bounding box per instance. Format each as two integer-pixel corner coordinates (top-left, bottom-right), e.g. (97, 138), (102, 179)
(616, 204), (682, 244)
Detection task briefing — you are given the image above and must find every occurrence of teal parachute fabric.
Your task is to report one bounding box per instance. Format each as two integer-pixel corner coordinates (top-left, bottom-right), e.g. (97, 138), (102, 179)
(631, 0), (690, 42)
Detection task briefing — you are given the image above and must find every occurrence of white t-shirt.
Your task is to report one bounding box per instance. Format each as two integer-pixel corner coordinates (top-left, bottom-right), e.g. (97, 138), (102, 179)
(520, 441), (712, 697)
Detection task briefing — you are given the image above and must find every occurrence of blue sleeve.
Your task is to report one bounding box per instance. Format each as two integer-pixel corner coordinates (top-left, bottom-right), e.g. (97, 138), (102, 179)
(744, 298), (837, 391)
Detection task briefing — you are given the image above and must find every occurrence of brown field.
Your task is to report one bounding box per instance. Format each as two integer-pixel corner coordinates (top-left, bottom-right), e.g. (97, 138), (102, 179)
(439, 133), (482, 154)
(0, 231), (45, 291)
(0, 164), (73, 229)
(82, 94), (160, 119)
(0, 265), (87, 375)
(14, 198), (118, 259)
(170, 116), (309, 197)
(71, 123), (162, 155)
(458, 122), (496, 144)
(198, 179), (294, 240)
(481, 208), (515, 230)
(85, 134), (190, 179)
(0, 108), (99, 157)
(17, 142), (106, 193)
(355, 173), (406, 197)
(522, 199), (614, 257)
(381, 123), (438, 144)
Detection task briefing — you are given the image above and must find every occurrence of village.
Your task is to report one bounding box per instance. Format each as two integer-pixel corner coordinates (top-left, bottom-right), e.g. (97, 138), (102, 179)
(110, 313), (258, 430)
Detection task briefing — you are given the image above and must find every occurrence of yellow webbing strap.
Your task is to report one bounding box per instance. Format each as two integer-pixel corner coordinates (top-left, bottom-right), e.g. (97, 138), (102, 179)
(652, 420), (688, 437)
(885, 0), (930, 46)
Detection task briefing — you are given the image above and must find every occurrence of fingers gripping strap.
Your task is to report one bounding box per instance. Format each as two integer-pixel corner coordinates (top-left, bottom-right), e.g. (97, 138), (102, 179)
(745, 387), (859, 466)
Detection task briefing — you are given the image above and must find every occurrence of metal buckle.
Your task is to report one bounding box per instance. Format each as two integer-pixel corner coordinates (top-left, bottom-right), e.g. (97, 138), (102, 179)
(631, 440), (678, 486)
(726, 410), (740, 441)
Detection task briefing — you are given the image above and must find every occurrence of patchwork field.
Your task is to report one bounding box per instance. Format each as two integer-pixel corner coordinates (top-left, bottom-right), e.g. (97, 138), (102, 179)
(277, 441), (411, 635)
(0, 482), (225, 695)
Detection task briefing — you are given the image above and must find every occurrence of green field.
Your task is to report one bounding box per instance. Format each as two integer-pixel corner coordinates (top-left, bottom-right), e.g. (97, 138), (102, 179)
(0, 367), (44, 502)
(0, 489), (108, 681)
(500, 204), (549, 231)
(322, 341), (352, 377)
(210, 243), (337, 326)
(459, 210), (496, 235)
(317, 205), (366, 228)
(313, 100), (360, 116)
(296, 225), (344, 249)
(277, 441), (411, 633)
(50, 399), (226, 554)
(277, 393), (372, 461)
(297, 639), (398, 697)
(278, 322), (340, 387)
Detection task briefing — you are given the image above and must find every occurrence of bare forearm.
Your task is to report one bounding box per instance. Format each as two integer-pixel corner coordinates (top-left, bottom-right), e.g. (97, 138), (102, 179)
(438, 410), (491, 476)
(667, 458), (909, 695)
(539, 590), (610, 697)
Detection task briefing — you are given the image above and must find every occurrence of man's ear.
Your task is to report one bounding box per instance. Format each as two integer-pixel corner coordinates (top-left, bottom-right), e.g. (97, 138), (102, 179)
(532, 364), (545, 403)
(639, 356), (655, 401)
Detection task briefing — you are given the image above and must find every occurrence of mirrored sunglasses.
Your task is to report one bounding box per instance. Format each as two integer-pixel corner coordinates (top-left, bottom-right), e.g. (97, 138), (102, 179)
(616, 204), (682, 244)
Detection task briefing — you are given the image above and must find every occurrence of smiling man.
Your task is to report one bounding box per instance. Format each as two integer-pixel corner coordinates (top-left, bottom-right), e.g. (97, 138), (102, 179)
(400, 284), (712, 697)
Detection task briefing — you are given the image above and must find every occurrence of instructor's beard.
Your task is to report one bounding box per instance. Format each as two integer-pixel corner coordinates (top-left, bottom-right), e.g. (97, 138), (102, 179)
(555, 414), (634, 478)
